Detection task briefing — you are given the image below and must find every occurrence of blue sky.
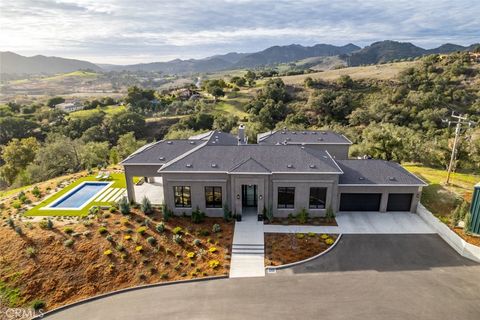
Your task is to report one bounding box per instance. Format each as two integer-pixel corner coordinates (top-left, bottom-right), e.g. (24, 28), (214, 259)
(1, 0), (479, 64)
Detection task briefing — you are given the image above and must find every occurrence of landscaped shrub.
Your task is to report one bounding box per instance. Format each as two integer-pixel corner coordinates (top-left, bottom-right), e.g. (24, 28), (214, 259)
(212, 224), (221, 233)
(464, 211), (472, 233)
(208, 260), (220, 269)
(307, 232), (316, 237)
(26, 246), (37, 258)
(118, 196), (130, 215)
(265, 206), (274, 222)
(191, 206), (205, 224)
(193, 239), (201, 246)
(160, 273), (168, 279)
(12, 200), (22, 209)
(147, 236), (157, 245)
(109, 206), (117, 213)
(32, 300), (46, 311)
(7, 218), (15, 228)
(39, 219), (53, 230)
(325, 206), (335, 222)
(209, 246), (218, 253)
(135, 246), (143, 252)
(223, 204), (232, 221)
(141, 196), (153, 214)
(173, 234), (183, 244)
(104, 249), (113, 256)
(106, 235), (114, 242)
(98, 227), (108, 234)
(172, 226), (183, 234)
(198, 229), (210, 237)
(32, 186), (42, 198)
(14, 226), (23, 235)
(320, 234), (329, 239)
(63, 227), (74, 234)
(64, 239), (74, 247)
(325, 238), (335, 245)
(187, 252), (195, 259)
(295, 233), (305, 239)
(297, 208), (309, 224)
(18, 191), (27, 203)
(153, 223), (164, 234)
(124, 235), (132, 240)
(162, 203), (173, 221)
(136, 226), (147, 235)
(89, 206), (100, 216)
(452, 201), (470, 227)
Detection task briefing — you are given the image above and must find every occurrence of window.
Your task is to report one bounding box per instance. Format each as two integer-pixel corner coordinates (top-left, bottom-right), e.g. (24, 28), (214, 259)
(174, 186), (191, 208)
(205, 186), (222, 208)
(278, 187), (295, 208)
(309, 187), (327, 209)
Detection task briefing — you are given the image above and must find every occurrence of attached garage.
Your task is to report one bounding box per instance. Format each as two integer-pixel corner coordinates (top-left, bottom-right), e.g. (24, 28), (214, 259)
(387, 193), (413, 211)
(339, 193), (382, 211)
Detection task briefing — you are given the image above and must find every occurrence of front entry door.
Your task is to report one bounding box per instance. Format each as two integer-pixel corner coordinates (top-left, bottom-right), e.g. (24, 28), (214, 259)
(242, 185), (257, 208)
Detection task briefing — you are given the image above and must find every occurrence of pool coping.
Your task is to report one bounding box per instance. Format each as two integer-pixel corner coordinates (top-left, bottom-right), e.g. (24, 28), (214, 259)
(41, 181), (114, 211)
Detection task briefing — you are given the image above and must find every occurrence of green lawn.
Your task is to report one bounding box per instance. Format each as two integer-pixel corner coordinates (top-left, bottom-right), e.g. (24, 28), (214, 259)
(42, 70), (98, 81)
(403, 164), (479, 216)
(69, 105), (126, 118)
(24, 173), (127, 217)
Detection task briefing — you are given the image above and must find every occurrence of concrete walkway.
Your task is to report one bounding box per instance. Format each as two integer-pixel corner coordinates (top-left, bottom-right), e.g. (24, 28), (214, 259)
(230, 210), (265, 278)
(264, 212), (434, 234)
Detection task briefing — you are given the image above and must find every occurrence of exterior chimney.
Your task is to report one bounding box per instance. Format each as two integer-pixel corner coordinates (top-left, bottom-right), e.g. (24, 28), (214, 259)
(238, 124), (247, 145)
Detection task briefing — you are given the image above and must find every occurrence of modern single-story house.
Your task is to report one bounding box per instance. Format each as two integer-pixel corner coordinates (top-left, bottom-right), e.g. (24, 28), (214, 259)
(121, 125), (426, 218)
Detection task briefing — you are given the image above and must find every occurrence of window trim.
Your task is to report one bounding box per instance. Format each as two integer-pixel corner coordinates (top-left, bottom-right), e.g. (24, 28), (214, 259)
(205, 186), (222, 208)
(174, 186), (191, 208)
(309, 187), (327, 209)
(277, 187), (295, 209)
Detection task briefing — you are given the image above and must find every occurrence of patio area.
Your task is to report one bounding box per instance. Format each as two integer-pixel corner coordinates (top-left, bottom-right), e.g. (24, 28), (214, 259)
(134, 177), (164, 205)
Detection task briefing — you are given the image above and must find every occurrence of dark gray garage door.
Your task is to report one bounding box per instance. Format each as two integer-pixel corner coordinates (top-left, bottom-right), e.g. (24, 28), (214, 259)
(387, 193), (413, 211)
(339, 193), (381, 211)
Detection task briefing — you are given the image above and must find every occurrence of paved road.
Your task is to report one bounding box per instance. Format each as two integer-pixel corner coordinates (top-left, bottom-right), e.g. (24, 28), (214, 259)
(45, 235), (480, 320)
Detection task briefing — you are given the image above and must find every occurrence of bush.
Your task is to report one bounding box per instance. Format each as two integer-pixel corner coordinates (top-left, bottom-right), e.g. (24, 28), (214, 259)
(198, 229), (210, 237)
(295, 233), (305, 239)
(464, 211), (472, 233)
(98, 227), (108, 234)
(135, 246), (143, 252)
(109, 206), (117, 213)
(32, 300), (46, 311)
(320, 234), (329, 239)
(64, 239), (74, 247)
(155, 222), (165, 233)
(12, 200), (22, 209)
(173, 234), (182, 244)
(106, 235), (114, 242)
(297, 208), (309, 224)
(191, 206), (205, 224)
(39, 219), (54, 230)
(325, 206), (335, 222)
(18, 191), (27, 203)
(264, 206), (273, 223)
(209, 246), (218, 253)
(147, 236), (157, 245)
(7, 218), (15, 228)
(452, 201), (470, 227)
(223, 204), (232, 221)
(212, 224), (221, 233)
(104, 249), (113, 256)
(193, 239), (201, 246)
(325, 238), (335, 245)
(162, 203), (173, 221)
(89, 206), (100, 216)
(187, 252), (195, 259)
(172, 226), (183, 234)
(307, 232), (316, 237)
(124, 235), (132, 240)
(136, 226), (147, 235)
(14, 226), (23, 235)
(118, 196), (130, 215)
(141, 196), (153, 214)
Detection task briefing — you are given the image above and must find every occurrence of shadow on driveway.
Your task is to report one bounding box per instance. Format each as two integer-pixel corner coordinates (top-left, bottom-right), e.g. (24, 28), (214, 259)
(275, 234), (478, 274)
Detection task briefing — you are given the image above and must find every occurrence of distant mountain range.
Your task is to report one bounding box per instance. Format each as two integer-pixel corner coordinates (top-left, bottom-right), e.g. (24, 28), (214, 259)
(2, 41), (479, 75)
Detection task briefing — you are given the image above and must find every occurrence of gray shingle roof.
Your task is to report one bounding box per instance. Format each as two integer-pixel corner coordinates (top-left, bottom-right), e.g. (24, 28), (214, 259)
(258, 130), (352, 145)
(205, 131), (239, 146)
(337, 160), (427, 185)
(121, 140), (201, 165)
(159, 145), (343, 174)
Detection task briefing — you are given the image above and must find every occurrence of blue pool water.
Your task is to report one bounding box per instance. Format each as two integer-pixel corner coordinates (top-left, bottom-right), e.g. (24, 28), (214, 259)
(49, 182), (109, 209)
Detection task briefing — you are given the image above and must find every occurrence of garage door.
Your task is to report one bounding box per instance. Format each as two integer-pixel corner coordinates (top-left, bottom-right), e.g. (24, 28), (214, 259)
(339, 193), (381, 211)
(387, 193), (413, 211)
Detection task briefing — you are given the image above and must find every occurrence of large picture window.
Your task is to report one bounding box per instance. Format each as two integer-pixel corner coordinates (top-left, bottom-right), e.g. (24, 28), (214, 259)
(278, 187), (295, 208)
(174, 186), (191, 208)
(205, 186), (222, 208)
(309, 187), (327, 209)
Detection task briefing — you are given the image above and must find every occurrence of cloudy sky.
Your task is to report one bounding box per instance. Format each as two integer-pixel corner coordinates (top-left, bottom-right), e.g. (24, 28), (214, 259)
(1, 0), (479, 64)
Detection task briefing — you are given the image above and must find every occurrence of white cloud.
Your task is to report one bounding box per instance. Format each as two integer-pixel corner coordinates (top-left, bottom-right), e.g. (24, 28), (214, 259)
(0, 0), (479, 64)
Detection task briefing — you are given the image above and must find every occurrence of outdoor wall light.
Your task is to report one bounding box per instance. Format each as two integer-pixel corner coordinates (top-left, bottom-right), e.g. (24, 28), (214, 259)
(236, 194), (240, 199)
(259, 195), (263, 200)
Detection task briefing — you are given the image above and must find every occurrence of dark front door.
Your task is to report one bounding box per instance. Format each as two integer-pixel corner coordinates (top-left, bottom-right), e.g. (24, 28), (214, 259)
(387, 193), (413, 211)
(339, 193), (382, 211)
(242, 185), (257, 208)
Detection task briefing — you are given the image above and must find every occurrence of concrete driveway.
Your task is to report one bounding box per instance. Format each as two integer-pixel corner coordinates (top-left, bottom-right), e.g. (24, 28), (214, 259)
(45, 234), (480, 320)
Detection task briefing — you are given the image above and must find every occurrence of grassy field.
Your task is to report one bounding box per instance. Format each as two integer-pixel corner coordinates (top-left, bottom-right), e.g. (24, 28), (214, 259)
(403, 164), (479, 216)
(69, 105), (126, 118)
(280, 61), (419, 85)
(24, 173), (126, 217)
(42, 70), (98, 81)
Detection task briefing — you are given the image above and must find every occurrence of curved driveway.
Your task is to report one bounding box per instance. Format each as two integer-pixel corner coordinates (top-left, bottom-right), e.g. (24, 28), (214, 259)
(45, 234), (480, 320)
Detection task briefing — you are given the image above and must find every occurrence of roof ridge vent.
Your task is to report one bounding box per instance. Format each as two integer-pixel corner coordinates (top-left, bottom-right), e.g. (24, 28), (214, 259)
(211, 163), (218, 168)
(287, 164), (293, 168)
(309, 164), (316, 168)
(186, 163), (192, 168)
(388, 176), (396, 181)
(159, 156), (165, 161)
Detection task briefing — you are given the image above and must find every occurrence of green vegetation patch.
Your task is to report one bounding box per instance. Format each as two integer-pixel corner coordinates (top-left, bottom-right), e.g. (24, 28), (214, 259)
(0, 281), (23, 307)
(24, 173), (126, 217)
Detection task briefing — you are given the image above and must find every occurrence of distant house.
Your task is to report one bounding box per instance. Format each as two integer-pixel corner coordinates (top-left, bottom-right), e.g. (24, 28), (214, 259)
(174, 88), (199, 100)
(55, 101), (84, 113)
(121, 125), (426, 219)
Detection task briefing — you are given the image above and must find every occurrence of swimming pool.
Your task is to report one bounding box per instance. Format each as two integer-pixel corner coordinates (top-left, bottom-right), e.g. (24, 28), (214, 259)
(43, 181), (112, 210)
